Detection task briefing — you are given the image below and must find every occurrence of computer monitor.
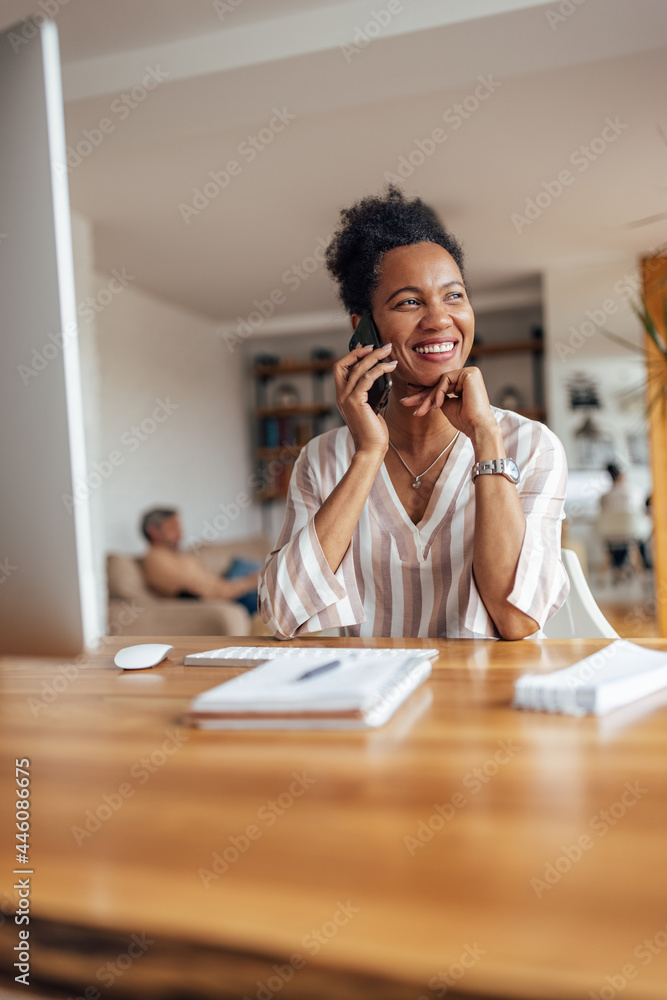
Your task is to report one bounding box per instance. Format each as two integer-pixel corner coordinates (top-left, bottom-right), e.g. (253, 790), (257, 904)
(0, 18), (98, 655)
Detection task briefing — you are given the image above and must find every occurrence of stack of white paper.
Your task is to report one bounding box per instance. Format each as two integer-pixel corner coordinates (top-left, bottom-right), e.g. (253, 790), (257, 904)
(514, 640), (667, 716)
(185, 650), (435, 729)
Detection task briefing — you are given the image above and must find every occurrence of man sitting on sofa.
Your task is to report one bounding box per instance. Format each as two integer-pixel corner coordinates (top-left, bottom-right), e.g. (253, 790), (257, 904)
(141, 508), (260, 612)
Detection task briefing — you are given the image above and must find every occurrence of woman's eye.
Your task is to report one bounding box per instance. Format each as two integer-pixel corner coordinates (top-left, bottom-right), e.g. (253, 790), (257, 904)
(397, 297), (419, 307)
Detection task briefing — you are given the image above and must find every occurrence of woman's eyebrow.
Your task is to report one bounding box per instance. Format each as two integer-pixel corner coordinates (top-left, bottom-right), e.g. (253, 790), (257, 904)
(385, 280), (464, 305)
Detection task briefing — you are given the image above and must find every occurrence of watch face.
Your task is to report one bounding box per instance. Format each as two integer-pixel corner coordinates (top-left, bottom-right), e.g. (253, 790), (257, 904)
(504, 458), (520, 483)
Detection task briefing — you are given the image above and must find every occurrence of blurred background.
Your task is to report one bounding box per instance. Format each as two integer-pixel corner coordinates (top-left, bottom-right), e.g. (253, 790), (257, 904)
(3, 0), (665, 637)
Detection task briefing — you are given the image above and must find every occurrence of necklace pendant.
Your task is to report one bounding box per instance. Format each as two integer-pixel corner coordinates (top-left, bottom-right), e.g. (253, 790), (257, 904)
(412, 479), (421, 489)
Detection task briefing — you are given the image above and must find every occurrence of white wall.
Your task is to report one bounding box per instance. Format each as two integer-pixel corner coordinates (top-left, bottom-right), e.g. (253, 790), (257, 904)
(95, 277), (259, 554)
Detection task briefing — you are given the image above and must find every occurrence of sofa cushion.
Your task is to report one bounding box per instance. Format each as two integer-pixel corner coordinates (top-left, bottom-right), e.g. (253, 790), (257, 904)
(107, 553), (158, 603)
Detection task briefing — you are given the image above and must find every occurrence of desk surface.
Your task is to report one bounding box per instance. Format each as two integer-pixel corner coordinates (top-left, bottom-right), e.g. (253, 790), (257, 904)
(1, 636), (667, 1000)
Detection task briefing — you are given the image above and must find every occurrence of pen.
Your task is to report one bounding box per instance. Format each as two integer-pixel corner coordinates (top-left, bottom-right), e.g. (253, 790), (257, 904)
(295, 659), (341, 682)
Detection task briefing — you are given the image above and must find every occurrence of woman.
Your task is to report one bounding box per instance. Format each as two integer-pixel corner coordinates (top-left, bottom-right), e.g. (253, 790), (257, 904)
(259, 187), (568, 639)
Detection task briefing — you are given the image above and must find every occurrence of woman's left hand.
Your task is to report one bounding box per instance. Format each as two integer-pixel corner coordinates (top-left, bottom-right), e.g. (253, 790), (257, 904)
(400, 366), (496, 439)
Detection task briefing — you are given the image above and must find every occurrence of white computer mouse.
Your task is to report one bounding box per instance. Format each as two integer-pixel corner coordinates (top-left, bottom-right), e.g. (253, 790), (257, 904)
(114, 643), (175, 670)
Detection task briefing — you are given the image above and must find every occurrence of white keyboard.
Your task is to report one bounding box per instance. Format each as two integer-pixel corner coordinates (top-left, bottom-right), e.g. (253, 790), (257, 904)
(184, 646), (440, 668)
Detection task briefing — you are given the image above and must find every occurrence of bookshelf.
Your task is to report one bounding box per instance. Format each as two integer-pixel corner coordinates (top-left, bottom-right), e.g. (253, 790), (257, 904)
(469, 327), (545, 421)
(252, 356), (336, 502)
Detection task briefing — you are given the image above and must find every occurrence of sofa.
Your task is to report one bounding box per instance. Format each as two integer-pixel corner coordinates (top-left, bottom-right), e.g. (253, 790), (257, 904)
(107, 535), (272, 637)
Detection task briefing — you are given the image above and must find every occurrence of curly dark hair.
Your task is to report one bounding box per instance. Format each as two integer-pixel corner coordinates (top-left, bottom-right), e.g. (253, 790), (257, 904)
(325, 185), (465, 316)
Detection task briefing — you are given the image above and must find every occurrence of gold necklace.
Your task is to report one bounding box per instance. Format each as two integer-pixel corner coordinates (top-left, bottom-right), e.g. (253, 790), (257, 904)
(388, 431), (460, 489)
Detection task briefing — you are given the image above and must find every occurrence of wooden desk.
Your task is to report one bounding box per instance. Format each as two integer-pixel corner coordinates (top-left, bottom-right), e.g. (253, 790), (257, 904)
(1, 637), (667, 1000)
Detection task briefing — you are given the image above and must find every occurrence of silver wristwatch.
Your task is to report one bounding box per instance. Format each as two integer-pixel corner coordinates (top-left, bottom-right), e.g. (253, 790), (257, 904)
(471, 458), (520, 485)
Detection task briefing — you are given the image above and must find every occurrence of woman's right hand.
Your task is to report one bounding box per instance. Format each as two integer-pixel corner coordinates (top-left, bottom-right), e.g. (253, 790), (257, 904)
(333, 344), (397, 455)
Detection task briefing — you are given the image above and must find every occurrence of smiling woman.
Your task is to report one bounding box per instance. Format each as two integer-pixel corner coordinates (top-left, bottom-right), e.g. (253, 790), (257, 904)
(259, 187), (569, 640)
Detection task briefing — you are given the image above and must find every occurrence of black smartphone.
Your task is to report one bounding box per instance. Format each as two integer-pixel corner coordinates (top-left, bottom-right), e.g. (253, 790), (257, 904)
(348, 314), (392, 413)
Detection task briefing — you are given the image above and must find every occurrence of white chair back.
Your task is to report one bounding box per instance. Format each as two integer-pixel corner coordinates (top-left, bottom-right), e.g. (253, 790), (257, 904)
(543, 548), (619, 639)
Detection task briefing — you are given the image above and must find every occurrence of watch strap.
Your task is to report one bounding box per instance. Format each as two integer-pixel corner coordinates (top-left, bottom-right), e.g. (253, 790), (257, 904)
(471, 458), (519, 484)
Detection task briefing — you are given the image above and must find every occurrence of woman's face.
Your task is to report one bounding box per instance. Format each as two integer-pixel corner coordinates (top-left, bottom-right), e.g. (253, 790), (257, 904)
(362, 241), (474, 393)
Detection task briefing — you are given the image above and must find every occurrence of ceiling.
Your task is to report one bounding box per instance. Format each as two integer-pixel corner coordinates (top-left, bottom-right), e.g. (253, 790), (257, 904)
(3, 0), (667, 323)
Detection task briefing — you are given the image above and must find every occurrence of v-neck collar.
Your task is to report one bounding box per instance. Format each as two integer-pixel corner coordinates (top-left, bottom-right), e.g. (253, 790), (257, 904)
(374, 431), (472, 535)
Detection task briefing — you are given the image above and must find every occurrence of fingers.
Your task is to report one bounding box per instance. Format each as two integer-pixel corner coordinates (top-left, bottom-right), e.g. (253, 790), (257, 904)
(353, 358), (398, 409)
(400, 373), (447, 412)
(336, 343), (382, 375)
(332, 345), (393, 454)
(399, 366), (492, 432)
(414, 394), (436, 417)
(333, 344), (372, 390)
(335, 344), (394, 400)
(399, 388), (433, 417)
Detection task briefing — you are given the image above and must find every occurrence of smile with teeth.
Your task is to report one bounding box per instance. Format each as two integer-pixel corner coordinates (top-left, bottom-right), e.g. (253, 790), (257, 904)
(413, 342), (455, 354)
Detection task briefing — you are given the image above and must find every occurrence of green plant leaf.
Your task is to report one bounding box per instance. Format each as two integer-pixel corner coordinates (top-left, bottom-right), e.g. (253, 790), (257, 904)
(629, 295), (667, 357)
(599, 328), (643, 353)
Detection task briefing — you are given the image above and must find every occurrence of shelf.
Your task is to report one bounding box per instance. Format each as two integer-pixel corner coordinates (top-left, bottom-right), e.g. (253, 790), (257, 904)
(517, 407), (547, 420)
(470, 339), (543, 357)
(255, 403), (334, 418)
(254, 359), (335, 378)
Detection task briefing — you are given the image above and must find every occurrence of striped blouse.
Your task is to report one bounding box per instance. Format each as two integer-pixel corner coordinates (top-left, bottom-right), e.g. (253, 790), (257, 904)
(259, 407), (569, 639)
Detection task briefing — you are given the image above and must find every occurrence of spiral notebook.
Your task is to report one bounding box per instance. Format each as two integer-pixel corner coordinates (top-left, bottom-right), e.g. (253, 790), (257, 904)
(513, 640), (667, 716)
(184, 649), (435, 729)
